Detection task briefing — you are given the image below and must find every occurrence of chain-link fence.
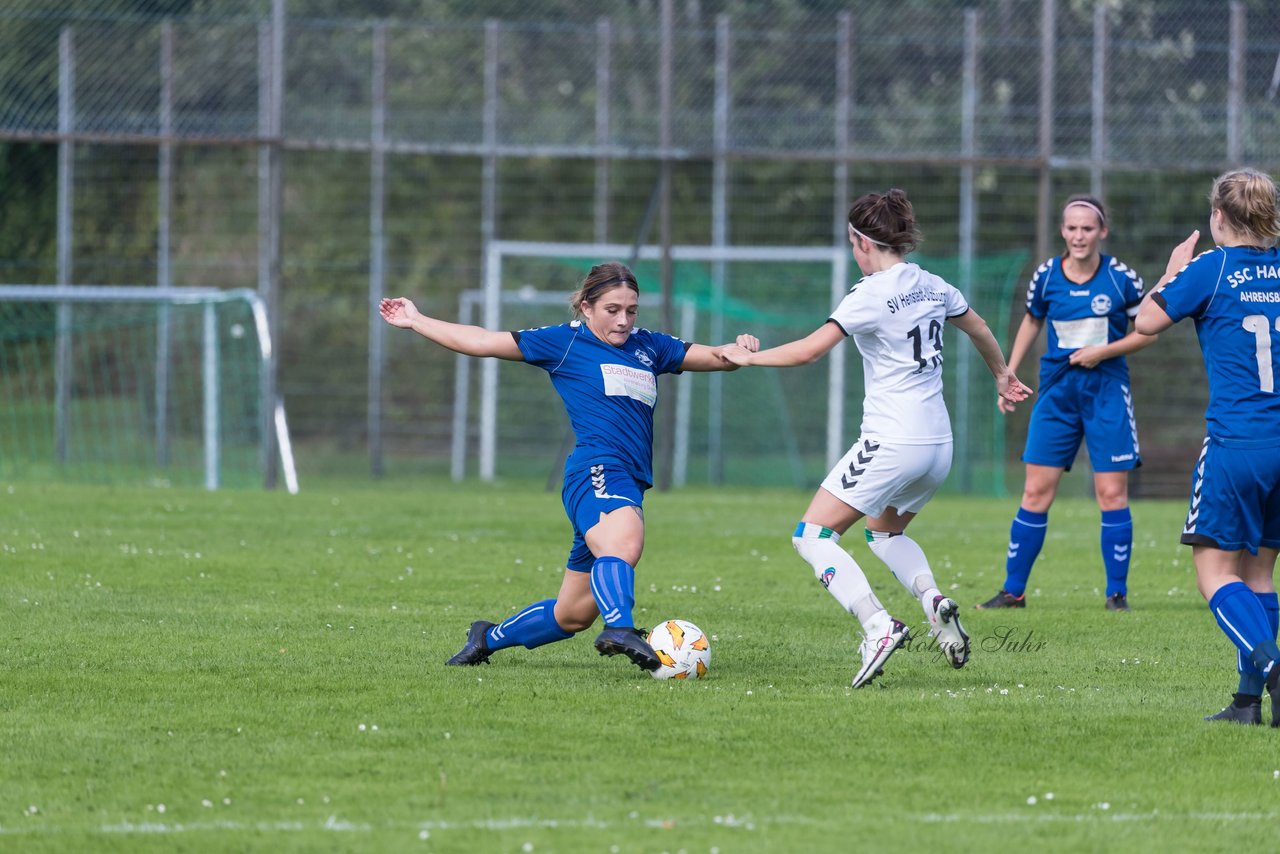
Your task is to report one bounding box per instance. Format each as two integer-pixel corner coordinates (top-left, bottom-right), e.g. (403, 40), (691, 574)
(1, 0), (1277, 494)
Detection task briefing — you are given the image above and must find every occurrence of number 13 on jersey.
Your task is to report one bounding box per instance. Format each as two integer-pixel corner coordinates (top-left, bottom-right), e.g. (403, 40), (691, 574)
(907, 320), (944, 373)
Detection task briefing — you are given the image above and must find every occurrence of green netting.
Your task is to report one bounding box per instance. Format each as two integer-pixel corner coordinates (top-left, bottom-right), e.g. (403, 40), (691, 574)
(0, 296), (266, 488)
(486, 250), (1029, 493)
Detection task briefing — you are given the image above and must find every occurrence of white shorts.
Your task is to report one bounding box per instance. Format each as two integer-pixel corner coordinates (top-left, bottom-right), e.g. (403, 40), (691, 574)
(819, 436), (953, 518)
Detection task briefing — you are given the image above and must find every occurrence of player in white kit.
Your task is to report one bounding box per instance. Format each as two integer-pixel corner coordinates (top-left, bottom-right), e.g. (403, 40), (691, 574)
(723, 189), (1032, 688)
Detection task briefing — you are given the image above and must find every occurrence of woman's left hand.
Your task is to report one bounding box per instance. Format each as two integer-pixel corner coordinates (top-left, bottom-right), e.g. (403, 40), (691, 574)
(1068, 345), (1105, 369)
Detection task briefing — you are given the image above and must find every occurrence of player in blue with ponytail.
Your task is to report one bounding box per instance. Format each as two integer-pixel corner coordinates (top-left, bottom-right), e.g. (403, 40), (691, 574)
(380, 262), (756, 673)
(977, 195), (1155, 612)
(1136, 168), (1280, 726)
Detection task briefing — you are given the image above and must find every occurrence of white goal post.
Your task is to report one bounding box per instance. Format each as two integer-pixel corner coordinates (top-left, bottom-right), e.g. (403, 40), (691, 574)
(470, 240), (849, 482)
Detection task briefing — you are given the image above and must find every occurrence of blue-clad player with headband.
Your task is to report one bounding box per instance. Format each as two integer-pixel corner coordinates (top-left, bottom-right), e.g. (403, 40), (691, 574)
(978, 195), (1156, 612)
(380, 262), (757, 673)
(1136, 167), (1280, 726)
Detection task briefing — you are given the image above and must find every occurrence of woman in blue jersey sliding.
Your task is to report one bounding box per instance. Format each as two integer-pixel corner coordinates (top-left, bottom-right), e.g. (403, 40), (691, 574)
(1136, 168), (1280, 726)
(977, 194), (1155, 612)
(380, 262), (756, 673)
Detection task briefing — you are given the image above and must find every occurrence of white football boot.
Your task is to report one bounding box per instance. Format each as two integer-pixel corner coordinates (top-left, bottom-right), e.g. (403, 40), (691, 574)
(851, 617), (910, 688)
(929, 595), (970, 669)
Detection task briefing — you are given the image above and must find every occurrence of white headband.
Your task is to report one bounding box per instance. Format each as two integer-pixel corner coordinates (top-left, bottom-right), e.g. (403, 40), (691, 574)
(847, 222), (893, 248)
(1063, 199), (1106, 226)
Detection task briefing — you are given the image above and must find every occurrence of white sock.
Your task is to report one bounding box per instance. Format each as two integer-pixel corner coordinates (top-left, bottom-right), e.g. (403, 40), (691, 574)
(866, 530), (942, 619)
(792, 522), (887, 631)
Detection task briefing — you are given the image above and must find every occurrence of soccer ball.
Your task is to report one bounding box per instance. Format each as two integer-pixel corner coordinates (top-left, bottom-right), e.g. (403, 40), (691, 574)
(647, 619), (711, 680)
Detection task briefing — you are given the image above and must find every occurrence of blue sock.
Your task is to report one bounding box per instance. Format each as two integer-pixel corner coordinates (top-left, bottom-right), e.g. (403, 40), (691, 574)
(1100, 508), (1132, 597)
(1003, 507), (1048, 597)
(1237, 591), (1279, 696)
(590, 556), (636, 628)
(485, 598), (574, 651)
(1209, 582), (1280, 676)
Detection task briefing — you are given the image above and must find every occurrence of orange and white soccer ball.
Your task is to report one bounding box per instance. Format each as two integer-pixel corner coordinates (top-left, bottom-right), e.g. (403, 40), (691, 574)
(648, 619), (711, 680)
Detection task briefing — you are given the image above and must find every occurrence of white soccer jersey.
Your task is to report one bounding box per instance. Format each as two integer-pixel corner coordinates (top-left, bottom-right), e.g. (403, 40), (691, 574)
(829, 261), (970, 443)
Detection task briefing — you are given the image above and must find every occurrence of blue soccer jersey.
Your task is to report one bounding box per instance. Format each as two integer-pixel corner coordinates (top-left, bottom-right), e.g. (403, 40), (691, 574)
(1025, 254), (1145, 386)
(514, 321), (690, 488)
(1155, 245), (1280, 443)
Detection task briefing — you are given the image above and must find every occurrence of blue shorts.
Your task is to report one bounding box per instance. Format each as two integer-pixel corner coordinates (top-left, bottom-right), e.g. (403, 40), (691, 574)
(1181, 437), (1280, 554)
(561, 461), (645, 572)
(1022, 369), (1140, 472)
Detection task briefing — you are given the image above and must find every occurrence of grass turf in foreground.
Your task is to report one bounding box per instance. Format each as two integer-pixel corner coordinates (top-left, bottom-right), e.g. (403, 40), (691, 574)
(1, 479), (1276, 852)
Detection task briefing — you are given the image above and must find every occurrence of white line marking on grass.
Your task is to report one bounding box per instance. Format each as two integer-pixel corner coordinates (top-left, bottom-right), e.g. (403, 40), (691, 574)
(98, 817), (367, 834)
(416, 814), (813, 831)
(417, 817), (611, 831)
(1, 813), (814, 837)
(921, 811), (1278, 824)
(7, 811), (1276, 837)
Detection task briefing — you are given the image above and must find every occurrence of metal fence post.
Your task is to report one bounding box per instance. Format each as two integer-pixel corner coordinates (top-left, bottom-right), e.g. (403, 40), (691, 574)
(257, 0), (285, 490)
(1036, 0), (1056, 266)
(1228, 2), (1245, 165)
(594, 18), (611, 245)
(709, 13), (730, 484)
(958, 7), (980, 493)
(829, 12), (853, 469)
(369, 21), (388, 479)
(479, 18), (500, 483)
(156, 20), (174, 470)
(55, 26), (76, 465)
(1090, 3), (1108, 199)
(656, 0), (675, 491)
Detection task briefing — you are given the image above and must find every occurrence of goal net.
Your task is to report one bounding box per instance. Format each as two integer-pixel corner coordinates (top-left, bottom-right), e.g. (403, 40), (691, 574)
(454, 241), (1028, 493)
(0, 286), (297, 491)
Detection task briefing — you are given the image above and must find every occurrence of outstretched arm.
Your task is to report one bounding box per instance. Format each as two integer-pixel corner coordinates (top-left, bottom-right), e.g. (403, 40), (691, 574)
(1004, 313), (1044, 378)
(680, 333), (761, 372)
(719, 322), (846, 368)
(380, 297), (523, 360)
(947, 308), (1033, 406)
(992, 313), (1044, 414)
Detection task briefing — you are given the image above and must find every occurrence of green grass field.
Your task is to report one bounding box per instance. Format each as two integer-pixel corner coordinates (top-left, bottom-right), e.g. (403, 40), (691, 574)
(2, 478), (1276, 852)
